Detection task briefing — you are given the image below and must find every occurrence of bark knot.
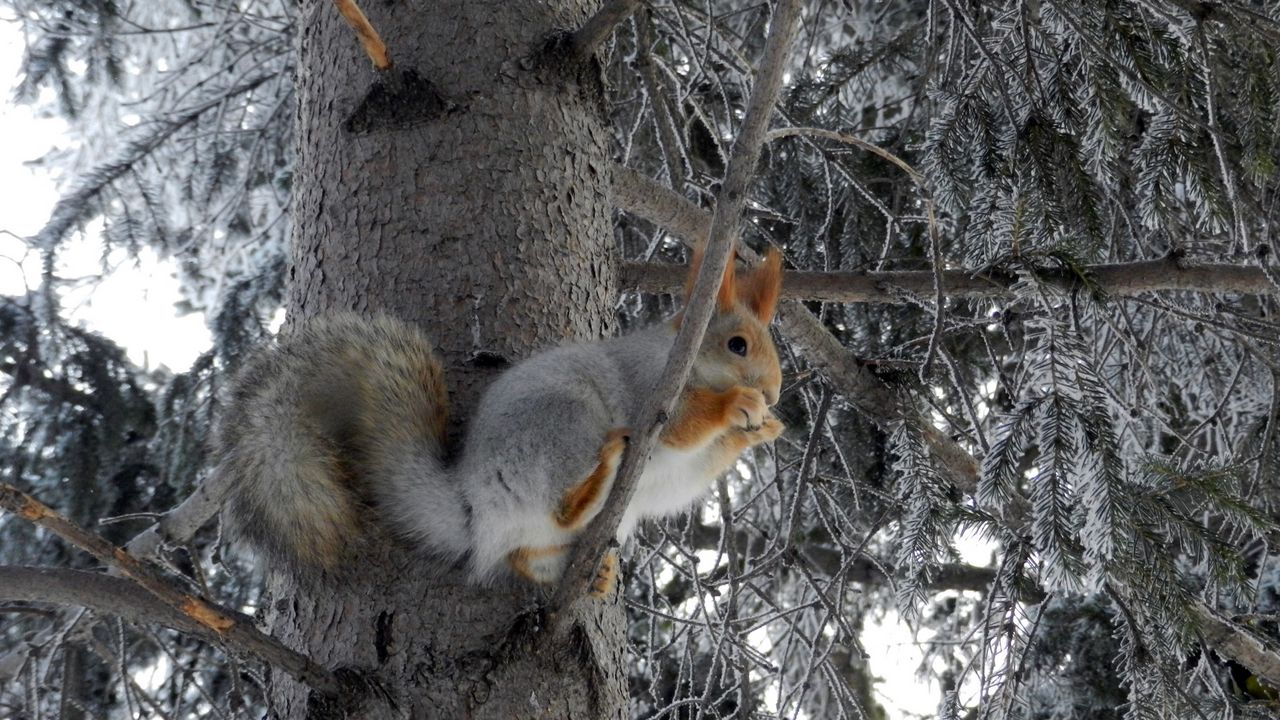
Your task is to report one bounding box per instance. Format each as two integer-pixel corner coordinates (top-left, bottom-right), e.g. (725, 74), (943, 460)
(344, 69), (455, 134)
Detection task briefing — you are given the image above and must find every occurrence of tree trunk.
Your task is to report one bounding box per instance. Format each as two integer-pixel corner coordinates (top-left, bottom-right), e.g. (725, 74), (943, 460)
(272, 1), (626, 716)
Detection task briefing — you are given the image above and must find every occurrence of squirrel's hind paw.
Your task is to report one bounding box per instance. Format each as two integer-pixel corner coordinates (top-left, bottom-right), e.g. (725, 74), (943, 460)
(507, 544), (569, 584)
(589, 548), (620, 599)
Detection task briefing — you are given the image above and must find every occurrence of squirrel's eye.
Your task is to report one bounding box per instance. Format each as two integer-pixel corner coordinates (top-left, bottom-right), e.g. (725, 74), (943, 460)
(727, 336), (748, 356)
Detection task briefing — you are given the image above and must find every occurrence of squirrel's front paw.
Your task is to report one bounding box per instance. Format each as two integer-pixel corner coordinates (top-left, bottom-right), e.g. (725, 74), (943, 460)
(749, 413), (785, 443)
(731, 411), (784, 445)
(726, 387), (769, 431)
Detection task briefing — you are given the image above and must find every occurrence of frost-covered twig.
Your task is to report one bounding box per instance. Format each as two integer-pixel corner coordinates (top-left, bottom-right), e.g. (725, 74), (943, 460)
(124, 467), (234, 559)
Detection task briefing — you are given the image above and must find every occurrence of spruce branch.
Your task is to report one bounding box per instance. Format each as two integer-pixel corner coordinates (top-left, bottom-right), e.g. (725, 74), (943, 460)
(1044, 0), (1216, 137)
(0, 484), (341, 696)
(548, 0), (804, 622)
(332, 0), (391, 69)
(1163, 0), (1280, 44)
(610, 163), (1280, 688)
(619, 258), (1279, 302)
(764, 126), (949, 377)
(33, 73), (278, 251)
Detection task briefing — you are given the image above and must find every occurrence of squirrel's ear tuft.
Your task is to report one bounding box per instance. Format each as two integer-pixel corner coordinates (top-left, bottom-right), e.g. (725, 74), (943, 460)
(716, 251), (737, 314)
(680, 243), (738, 320)
(739, 248), (782, 323)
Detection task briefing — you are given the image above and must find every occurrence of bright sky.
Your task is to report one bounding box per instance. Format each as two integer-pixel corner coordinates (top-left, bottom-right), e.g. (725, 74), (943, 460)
(0, 16), (210, 372)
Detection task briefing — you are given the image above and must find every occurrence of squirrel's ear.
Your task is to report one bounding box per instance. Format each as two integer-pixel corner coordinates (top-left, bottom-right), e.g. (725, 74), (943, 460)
(679, 244), (738, 322)
(739, 247), (782, 322)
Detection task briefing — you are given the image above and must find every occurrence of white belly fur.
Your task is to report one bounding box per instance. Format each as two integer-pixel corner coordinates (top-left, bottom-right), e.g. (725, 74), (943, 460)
(617, 444), (715, 540)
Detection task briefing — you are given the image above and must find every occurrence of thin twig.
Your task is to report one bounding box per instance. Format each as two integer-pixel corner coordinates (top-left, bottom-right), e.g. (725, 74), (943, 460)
(332, 0), (391, 69)
(768, 125), (953, 376)
(634, 9), (688, 190)
(0, 484), (340, 695)
(547, 0), (804, 624)
(766, 126), (924, 182)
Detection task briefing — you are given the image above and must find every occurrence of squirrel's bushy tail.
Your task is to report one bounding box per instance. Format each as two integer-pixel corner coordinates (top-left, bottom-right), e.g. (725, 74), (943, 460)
(214, 314), (469, 572)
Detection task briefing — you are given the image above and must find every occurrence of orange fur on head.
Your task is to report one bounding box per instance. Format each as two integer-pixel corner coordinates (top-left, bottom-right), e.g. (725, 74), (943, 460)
(738, 248), (782, 323)
(681, 243), (739, 319)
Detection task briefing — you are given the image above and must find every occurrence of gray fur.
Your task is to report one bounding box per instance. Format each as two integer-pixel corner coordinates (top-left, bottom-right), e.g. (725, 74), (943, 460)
(215, 315), (467, 572)
(455, 327), (671, 581)
(218, 304), (782, 584)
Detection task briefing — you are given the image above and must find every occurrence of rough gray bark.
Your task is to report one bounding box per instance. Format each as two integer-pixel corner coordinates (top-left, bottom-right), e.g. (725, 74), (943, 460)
(272, 0), (627, 716)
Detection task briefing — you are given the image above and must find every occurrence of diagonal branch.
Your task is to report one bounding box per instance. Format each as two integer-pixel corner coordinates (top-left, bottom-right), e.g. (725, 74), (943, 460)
(548, 0), (805, 622)
(0, 484), (340, 695)
(125, 466), (235, 558)
(613, 165), (712, 246)
(609, 165), (979, 481)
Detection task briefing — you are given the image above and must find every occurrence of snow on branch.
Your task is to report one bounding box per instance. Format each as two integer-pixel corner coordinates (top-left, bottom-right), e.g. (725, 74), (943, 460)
(32, 72), (279, 252)
(125, 467), (236, 559)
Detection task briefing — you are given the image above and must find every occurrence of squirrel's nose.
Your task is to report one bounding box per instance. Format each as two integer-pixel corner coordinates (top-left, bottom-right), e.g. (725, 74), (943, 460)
(763, 387), (779, 406)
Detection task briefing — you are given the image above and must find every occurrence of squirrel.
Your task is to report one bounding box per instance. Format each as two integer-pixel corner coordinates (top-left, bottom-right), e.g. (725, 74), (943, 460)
(214, 247), (784, 596)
